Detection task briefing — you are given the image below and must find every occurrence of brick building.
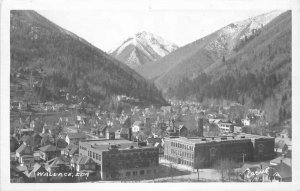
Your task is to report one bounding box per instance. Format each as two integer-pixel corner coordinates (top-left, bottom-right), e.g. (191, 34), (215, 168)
(164, 134), (275, 169)
(79, 139), (159, 180)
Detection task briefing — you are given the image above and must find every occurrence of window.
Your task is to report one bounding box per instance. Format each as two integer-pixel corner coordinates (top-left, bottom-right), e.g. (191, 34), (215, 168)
(96, 154), (99, 160)
(93, 152), (95, 158)
(147, 170), (151, 174)
(133, 171), (138, 176)
(140, 170), (144, 175)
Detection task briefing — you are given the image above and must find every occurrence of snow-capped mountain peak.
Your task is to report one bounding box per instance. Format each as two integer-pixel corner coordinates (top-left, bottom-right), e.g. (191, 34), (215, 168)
(110, 31), (178, 68)
(205, 10), (285, 56)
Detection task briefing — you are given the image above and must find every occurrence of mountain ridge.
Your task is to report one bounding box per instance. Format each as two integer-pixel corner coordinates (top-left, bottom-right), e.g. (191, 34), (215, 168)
(110, 31), (178, 68)
(135, 10), (286, 90)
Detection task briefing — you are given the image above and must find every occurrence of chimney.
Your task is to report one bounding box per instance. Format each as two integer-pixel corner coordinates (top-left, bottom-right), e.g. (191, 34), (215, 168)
(198, 118), (203, 137)
(128, 127), (132, 141)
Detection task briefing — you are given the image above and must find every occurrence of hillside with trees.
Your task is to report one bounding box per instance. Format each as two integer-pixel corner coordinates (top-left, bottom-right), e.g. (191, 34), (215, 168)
(167, 11), (291, 125)
(10, 10), (167, 106)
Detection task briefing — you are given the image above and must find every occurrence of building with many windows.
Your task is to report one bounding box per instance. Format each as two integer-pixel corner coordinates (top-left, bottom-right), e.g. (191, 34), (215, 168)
(164, 134), (275, 169)
(79, 139), (159, 180)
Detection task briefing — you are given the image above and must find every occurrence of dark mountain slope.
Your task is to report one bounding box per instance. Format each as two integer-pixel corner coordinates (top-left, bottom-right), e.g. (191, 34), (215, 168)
(168, 11), (291, 125)
(10, 10), (166, 106)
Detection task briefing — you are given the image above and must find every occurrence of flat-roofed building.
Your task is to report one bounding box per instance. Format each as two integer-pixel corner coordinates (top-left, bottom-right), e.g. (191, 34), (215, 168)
(164, 134), (275, 169)
(79, 139), (159, 180)
(218, 122), (234, 133)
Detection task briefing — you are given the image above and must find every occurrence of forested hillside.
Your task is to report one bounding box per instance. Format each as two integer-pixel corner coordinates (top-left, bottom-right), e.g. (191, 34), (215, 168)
(167, 11), (291, 125)
(10, 10), (167, 106)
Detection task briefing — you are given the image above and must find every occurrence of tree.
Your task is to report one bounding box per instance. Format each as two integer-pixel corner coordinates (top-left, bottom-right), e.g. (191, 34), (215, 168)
(222, 55), (226, 65)
(213, 158), (239, 182)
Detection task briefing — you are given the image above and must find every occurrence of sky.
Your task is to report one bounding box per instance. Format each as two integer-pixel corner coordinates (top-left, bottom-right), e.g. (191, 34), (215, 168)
(37, 9), (273, 52)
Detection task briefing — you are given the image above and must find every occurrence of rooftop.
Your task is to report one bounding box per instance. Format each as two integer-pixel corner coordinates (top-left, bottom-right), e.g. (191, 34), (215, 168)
(67, 132), (87, 139)
(80, 139), (155, 151)
(165, 134), (274, 144)
(39, 144), (60, 152)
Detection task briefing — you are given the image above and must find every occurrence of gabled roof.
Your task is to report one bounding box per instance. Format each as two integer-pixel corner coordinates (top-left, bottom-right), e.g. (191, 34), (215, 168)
(46, 156), (71, 167)
(67, 132), (87, 139)
(20, 135), (31, 142)
(178, 125), (187, 131)
(107, 126), (120, 133)
(272, 163), (292, 179)
(64, 144), (79, 155)
(32, 132), (42, 139)
(16, 144), (32, 154)
(119, 128), (128, 135)
(16, 165), (28, 172)
(43, 125), (58, 130)
(75, 155), (94, 165)
(270, 157), (292, 167)
(99, 125), (108, 131)
(26, 163), (47, 178)
(147, 137), (162, 144)
(39, 144), (59, 152)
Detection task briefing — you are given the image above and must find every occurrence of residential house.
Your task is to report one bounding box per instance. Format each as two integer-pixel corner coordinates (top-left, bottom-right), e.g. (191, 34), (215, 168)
(56, 138), (68, 149)
(20, 133), (42, 150)
(45, 156), (72, 174)
(40, 134), (53, 146)
(270, 156), (292, 167)
(242, 118), (251, 126)
(271, 162), (292, 182)
(42, 125), (60, 135)
(218, 122), (234, 133)
(45, 156), (73, 182)
(65, 132), (87, 145)
(146, 137), (162, 146)
(19, 155), (35, 170)
(233, 125), (243, 133)
(132, 121), (143, 133)
(24, 163), (49, 183)
(62, 143), (79, 158)
(39, 144), (61, 161)
(115, 128), (130, 140)
(105, 127), (120, 140)
(275, 135), (292, 157)
(178, 125), (188, 137)
(15, 144), (33, 163)
(72, 155), (97, 172)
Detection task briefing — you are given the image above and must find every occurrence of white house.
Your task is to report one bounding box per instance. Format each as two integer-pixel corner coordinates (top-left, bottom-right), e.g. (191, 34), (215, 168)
(242, 118), (251, 126)
(132, 121), (143, 133)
